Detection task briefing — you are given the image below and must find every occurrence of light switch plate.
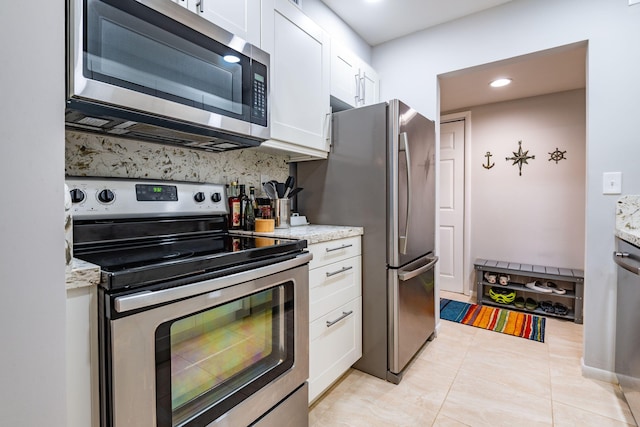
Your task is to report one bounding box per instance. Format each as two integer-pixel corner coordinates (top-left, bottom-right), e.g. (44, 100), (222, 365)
(603, 172), (622, 194)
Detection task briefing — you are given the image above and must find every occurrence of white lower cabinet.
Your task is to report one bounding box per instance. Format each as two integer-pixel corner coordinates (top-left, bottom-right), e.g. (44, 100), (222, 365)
(66, 286), (99, 427)
(309, 297), (362, 403)
(308, 236), (362, 404)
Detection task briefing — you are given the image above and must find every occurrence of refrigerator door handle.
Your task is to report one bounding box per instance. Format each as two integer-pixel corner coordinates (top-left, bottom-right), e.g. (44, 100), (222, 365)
(399, 131), (411, 255)
(398, 256), (438, 281)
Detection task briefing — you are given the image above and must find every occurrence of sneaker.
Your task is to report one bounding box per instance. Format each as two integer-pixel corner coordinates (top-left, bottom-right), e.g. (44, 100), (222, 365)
(525, 280), (553, 293)
(546, 281), (567, 295)
(540, 300), (555, 313)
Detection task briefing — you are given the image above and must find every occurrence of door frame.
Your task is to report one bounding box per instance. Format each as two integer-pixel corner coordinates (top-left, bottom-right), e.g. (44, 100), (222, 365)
(440, 111), (472, 295)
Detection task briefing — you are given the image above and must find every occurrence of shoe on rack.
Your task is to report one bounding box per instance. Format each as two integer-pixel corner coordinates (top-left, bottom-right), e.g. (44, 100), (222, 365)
(525, 280), (553, 293)
(484, 272), (497, 284)
(498, 274), (510, 286)
(554, 302), (569, 315)
(546, 281), (567, 295)
(514, 296), (525, 308)
(539, 300), (555, 313)
(524, 298), (538, 311)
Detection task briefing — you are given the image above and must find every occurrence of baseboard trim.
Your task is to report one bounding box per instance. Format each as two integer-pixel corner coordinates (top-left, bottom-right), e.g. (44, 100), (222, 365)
(581, 358), (619, 384)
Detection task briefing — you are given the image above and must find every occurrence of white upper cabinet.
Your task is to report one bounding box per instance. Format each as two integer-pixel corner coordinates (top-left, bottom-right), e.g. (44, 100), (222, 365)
(260, 0), (331, 160)
(330, 40), (379, 108)
(172, 0), (262, 47)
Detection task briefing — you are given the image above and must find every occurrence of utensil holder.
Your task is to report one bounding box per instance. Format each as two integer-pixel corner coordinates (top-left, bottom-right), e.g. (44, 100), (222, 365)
(274, 198), (290, 228)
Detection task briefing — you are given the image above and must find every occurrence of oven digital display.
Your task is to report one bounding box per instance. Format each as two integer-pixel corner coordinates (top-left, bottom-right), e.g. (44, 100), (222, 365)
(136, 184), (178, 201)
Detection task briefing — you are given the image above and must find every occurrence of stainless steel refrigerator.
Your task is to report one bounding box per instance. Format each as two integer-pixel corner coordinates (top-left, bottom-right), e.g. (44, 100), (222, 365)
(296, 99), (437, 384)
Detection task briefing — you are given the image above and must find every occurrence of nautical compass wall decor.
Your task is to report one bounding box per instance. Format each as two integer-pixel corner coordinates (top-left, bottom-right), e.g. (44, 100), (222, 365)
(548, 147), (567, 164)
(505, 140), (535, 176)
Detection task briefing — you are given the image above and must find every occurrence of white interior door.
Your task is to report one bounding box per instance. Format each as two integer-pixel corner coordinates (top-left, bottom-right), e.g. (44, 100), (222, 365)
(439, 119), (465, 293)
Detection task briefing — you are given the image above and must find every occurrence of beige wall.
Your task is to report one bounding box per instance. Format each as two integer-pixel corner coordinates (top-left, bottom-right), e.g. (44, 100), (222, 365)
(466, 89), (586, 268)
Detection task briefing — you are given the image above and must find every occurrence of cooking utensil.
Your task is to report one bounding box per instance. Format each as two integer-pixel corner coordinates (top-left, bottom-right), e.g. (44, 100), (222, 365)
(262, 182), (277, 199)
(287, 187), (303, 199)
(276, 183), (286, 198)
(284, 176), (295, 198)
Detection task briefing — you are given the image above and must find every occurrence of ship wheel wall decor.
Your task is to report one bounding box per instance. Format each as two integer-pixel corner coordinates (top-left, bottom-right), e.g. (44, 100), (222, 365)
(549, 147), (567, 164)
(505, 140), (535, 176)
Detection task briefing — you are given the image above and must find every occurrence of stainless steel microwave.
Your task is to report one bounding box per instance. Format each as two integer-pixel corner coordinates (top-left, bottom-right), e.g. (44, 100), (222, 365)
(66, 0), (269, 152)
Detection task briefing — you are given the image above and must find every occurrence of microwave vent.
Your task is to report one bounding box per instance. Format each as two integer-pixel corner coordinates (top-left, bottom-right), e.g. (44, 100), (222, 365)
(65, 103), (261, 153)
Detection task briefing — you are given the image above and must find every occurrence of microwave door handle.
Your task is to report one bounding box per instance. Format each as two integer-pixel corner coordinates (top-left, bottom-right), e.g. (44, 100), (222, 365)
(196, 0), (204, 13)
(399, 131), (411, 255)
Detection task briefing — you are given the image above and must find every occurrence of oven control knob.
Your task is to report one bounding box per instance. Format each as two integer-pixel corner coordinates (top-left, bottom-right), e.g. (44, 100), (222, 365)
(69, 188), (85, 204)
(97, 189), (115, 204)
(194, 191), (206, 203)
(211, 192), (222, 203)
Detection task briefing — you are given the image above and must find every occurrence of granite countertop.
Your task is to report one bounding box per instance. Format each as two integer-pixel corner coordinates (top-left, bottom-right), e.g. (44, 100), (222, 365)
(65, 258), (101, 290)
(233, 224), (363, 245)
(616, 196), (640, 246)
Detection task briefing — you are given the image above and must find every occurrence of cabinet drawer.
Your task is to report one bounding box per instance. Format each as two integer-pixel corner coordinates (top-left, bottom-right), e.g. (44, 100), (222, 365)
(309, 256), (361, 322)
(308, 236), (361, 270)
(309, 297), (362, 403)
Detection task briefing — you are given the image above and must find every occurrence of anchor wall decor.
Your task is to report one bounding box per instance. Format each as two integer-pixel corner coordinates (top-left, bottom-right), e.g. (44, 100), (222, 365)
(505, 140), (535, 176)
(482, 151), (495, 169)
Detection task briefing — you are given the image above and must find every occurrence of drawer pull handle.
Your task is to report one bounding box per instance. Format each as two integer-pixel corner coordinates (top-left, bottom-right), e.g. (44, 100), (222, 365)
(325, 243), (353, 253)
(326, 310), (354, 327)
(326, 266), (353, 277)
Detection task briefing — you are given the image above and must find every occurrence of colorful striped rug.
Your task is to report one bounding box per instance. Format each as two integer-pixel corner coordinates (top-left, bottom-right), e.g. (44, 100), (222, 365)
(440, 298), (545, 342)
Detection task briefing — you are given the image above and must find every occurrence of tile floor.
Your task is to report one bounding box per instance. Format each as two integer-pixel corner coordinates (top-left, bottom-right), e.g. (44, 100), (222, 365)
(308, 291), (637, 426)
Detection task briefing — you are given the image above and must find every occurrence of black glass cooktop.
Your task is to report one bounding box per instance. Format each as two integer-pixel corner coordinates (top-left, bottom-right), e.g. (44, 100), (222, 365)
(75, 233), (306, 291)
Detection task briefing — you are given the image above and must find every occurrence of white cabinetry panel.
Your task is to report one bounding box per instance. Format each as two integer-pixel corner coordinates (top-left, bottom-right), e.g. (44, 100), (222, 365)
(307, 236), (362, 404)
(309, 297), (362, 404)
(330, 40), (379, 108)
(172, 0), (262, 47)
(261, 0), (331, 160)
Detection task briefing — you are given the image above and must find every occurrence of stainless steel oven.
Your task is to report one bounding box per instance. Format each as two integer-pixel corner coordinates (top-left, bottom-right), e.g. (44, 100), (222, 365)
(68, 177), (309, 427)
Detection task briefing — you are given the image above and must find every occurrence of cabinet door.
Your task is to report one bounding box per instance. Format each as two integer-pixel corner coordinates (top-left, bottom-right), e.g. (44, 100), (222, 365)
(309, 296), (362, 404)
(192, 0), (262, 47)
(262, 0), (331, 156)
(309, 255), (362, 322)
(359, 62), (379, 106)
(330, 41), (359, 108)
(171, 0), (189, 9)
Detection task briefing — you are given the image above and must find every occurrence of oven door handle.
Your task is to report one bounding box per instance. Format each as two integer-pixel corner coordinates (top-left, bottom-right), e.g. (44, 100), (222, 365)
(113, 252), (313, 313)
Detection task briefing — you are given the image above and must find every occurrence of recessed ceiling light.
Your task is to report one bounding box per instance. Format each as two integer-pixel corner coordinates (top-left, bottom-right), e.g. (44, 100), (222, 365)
(223, 55), (240, 64)
(490, 78), (512, 88)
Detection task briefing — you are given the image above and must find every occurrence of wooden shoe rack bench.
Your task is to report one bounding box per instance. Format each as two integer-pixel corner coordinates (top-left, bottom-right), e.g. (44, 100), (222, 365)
(474, 258), (584, 324)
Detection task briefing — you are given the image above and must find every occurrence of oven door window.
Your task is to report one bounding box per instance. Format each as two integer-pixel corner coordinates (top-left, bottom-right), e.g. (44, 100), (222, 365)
(85, 0), (250, 121)
(155, 282), (294, 427)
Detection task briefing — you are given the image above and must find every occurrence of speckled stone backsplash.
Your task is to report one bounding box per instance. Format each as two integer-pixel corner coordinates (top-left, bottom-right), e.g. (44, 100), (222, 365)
(65, 131), (291, 192)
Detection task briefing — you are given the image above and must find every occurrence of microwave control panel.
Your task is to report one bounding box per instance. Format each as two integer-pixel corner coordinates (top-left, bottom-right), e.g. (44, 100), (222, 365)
(251, 61), (268, 126)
